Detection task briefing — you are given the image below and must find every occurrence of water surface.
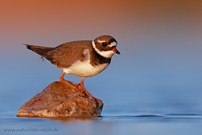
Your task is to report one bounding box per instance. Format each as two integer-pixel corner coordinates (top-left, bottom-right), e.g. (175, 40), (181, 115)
(1, 111), (202, 135)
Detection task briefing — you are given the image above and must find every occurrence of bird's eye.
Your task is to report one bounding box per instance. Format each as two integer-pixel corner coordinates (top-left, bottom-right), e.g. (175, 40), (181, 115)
(102, 42), (107, 47)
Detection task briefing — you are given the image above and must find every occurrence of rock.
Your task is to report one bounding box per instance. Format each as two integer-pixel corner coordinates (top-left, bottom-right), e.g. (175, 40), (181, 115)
(17, 81), (103, 118)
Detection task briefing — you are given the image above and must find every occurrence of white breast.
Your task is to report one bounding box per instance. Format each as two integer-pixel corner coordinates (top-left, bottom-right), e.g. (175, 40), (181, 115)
(62, 59), (109, 77)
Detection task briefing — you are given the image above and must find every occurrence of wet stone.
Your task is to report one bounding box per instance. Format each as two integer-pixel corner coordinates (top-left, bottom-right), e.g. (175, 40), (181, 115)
(17, 81), (103, 118)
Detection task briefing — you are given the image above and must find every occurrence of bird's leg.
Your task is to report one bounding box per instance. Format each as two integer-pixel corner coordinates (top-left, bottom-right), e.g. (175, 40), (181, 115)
(59, 72), (76, 87)
(80, 77), (85, 87)
(77, 77), (94, 100)
(60, 74), (94, 99)
(59, 73), (83, 94)
(76, 76), (85, 89)
(59, 72), (66, 82)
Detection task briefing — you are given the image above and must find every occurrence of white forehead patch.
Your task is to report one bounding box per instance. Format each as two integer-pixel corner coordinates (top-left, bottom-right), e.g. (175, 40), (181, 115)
(92, 41), (115, 58)
(108, 41), (117, 47)
(97, 39), (117, 47)
(97, 39), (105, 44)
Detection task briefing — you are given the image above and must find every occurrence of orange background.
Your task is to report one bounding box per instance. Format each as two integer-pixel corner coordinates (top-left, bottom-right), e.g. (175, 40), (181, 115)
(0, 0), (201, 50)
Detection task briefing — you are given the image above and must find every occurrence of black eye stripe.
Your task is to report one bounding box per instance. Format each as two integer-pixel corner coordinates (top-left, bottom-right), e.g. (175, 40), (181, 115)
(102, 42), (107, 47)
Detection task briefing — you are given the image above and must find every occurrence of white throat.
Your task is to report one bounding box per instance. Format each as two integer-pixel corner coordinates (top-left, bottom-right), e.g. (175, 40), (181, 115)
(92, 41), (114, 58)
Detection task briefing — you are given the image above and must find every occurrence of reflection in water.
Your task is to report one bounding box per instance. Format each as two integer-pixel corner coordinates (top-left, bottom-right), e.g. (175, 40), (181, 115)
(1, 113), (202, 135)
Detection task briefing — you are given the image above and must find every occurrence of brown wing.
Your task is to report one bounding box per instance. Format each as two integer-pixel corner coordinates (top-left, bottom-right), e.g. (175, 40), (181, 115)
(45, 40), (93, 68)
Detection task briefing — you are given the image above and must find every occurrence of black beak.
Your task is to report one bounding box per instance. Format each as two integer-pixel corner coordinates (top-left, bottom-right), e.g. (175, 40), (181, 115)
(113, 47), (120, 54)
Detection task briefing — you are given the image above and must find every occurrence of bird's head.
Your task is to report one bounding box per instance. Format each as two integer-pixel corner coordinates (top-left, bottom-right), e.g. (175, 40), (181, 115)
(92, 35), (120, 58)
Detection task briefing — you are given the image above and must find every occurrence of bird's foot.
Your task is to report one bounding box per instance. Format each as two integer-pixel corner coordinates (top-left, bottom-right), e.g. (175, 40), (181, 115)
(59, 73), (95, 100)
(60, 77), (84, 95)
(76, 83), (95, 100)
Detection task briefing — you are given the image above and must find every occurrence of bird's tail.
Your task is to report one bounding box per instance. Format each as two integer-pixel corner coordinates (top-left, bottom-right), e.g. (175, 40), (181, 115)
(25, 44), (53, 57)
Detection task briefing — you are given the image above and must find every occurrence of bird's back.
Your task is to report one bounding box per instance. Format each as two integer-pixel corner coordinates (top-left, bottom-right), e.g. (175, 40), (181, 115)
(26, 40), (93, 68)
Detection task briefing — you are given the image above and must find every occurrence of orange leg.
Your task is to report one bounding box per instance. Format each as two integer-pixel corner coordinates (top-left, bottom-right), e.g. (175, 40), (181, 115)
(80, 77), (85, 86)
(77, 77), (94, 100)
(59, 73), (83, 94)
(59, 72), (65, 82)
(60, 73), (94, 100)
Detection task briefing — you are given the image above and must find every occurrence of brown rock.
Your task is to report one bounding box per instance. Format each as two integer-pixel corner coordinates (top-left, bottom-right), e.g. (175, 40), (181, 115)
(17, 81), (103, 118)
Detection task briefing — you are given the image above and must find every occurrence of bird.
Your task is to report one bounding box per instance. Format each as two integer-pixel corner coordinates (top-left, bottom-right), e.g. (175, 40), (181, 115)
(26, 35), (120, 98)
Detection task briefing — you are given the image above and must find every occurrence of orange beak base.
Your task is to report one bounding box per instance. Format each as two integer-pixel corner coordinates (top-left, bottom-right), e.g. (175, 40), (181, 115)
(113, 47), (120, 54)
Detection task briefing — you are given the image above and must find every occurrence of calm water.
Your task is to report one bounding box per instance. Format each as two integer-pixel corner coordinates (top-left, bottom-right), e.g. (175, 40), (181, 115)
(1, 111), (202, 135)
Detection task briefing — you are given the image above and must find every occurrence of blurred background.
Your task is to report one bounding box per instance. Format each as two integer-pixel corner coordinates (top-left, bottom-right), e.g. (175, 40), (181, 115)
(0, 0), (202, 115)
